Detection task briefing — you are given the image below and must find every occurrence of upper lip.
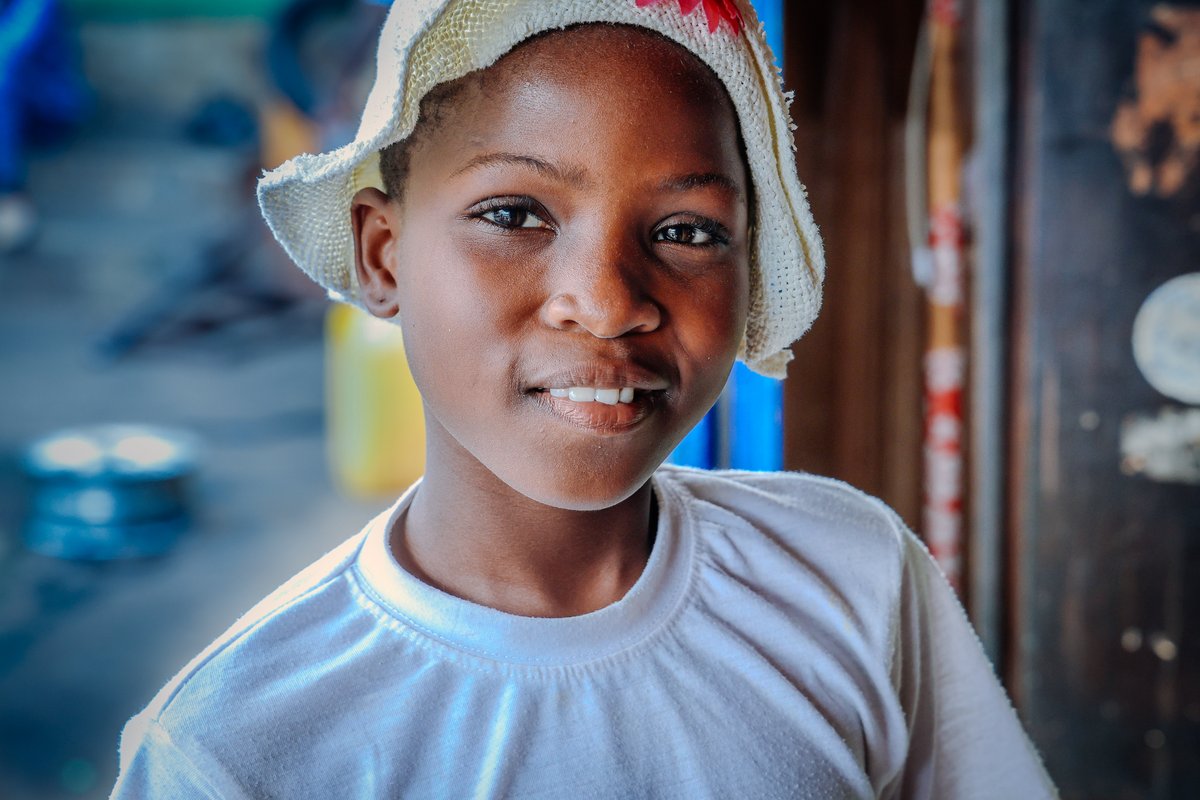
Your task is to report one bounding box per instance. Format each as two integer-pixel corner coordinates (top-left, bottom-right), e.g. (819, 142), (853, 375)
(525, 362), (671, 392)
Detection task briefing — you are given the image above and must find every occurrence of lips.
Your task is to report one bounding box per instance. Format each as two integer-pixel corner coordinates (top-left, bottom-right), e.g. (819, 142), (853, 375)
(531, 390), (658, 432)
(525, 363), (670, 432)
(527, 364), (670, 395)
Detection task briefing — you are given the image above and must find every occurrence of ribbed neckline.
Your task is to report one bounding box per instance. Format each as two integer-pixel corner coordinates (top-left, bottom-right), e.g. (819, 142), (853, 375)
(354, 470), (694, 667)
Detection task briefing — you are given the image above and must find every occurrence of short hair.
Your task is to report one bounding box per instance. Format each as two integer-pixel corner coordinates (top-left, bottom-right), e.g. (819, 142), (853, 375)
(378, 79), (465, 201)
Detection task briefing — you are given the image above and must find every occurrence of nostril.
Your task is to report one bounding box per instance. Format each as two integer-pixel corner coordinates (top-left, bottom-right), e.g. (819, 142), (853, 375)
(540, 256), (662, 336)
(541, 293), (661, 337)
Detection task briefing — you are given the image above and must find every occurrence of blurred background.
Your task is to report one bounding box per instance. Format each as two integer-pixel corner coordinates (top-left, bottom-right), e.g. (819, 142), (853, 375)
(0, 0), (1197, 798)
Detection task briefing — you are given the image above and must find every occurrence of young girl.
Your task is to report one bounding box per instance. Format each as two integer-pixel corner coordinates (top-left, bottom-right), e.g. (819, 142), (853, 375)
(111, 1), (1058, 797)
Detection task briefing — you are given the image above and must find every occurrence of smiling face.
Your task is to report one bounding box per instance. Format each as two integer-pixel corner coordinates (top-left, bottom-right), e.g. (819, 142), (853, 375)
(352, 24), (750, 511)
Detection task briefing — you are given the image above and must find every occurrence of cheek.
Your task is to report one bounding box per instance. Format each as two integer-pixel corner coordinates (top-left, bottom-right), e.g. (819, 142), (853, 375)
(391, 234), (535, 397)
(720, 258), (751, 343)
(392, 238), (476, 390)
(655, 266), (748, 431)
(681, 266), (749, 358)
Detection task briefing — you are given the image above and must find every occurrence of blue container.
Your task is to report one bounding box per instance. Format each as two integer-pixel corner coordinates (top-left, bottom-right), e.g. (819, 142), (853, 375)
(22, 424), (198, 560)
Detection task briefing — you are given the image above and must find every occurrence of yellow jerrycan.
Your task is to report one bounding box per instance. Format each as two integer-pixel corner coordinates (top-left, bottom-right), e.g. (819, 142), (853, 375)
(325, 304), (426, 497)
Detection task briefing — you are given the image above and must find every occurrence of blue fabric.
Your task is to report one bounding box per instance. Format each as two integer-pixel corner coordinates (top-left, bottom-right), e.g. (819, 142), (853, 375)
(755, 0), (783, 69)
(729, 362), (783, 470)
(0, 0), (85, 191)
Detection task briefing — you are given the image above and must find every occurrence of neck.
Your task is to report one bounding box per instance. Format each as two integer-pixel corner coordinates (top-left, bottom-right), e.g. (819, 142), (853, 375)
(394, 426), (657, 618)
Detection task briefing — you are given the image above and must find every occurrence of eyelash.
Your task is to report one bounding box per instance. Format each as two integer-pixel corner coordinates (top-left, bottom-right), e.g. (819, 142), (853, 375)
(470, 197), (552, 231)
(467, 198), (730, 247)
(654, 217), (730, 248)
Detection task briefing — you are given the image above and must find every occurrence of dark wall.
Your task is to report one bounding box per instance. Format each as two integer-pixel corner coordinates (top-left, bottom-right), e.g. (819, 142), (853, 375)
(1009, 1), (1200, 797)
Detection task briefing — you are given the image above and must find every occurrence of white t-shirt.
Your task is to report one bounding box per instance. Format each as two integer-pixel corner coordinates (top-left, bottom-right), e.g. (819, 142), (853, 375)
(110, 466), (1057, 799)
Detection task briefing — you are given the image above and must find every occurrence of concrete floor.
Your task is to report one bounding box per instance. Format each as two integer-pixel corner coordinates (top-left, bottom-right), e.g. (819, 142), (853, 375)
(0, 22), (384, 799)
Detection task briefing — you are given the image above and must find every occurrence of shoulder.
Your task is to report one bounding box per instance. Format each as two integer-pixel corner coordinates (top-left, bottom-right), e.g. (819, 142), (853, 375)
(149, 537), (364, 715)
(124, 511), (382, 739)
(117, 500), (442, 790)
(656, 464), (918, 652)
(656, 464), (911, 563)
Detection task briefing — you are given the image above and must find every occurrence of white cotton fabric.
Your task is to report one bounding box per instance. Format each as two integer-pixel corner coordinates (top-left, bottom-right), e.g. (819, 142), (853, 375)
(256, 0), (825, 378)
(111, 466), (1057, 799)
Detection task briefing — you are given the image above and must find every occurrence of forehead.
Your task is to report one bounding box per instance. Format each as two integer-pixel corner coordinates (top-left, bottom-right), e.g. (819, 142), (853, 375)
(486, 23), (729, 96)
(410, 24), (745, 182)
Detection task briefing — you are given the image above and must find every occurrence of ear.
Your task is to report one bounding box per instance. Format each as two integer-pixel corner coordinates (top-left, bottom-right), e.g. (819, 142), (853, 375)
(351, 187), (401, 318)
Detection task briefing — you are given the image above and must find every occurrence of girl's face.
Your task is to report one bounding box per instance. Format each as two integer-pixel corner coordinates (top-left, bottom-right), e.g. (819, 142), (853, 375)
(354, 25), (750, 510)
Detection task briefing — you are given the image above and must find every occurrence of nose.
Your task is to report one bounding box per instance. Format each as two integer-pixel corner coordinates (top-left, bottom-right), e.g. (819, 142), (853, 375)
(540, 241), (662, 338)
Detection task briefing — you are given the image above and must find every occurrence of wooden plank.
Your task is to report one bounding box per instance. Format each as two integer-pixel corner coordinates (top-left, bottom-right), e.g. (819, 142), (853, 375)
(882, 120), (926, 531)
(783, 1), (925, 531)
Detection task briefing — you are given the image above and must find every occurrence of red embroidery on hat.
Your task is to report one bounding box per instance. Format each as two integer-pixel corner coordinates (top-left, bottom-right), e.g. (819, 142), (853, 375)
(636, 0), (744, 36)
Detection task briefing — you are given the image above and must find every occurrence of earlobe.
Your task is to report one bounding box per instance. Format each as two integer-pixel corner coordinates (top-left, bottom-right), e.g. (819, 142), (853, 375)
(351, 187), (401, 318)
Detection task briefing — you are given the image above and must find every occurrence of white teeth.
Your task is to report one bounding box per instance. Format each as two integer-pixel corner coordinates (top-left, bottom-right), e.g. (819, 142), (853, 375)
(548, 387), (639, 404)
(595, 388), (620, 405)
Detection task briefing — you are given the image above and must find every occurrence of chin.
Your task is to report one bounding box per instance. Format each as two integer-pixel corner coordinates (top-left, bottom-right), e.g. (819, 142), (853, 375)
(503, 461), (660, 512)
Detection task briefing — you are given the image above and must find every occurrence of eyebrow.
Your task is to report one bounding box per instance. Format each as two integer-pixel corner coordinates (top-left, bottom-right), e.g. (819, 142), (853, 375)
(657, 172), (744, 200)
(451, 152), (591, 188)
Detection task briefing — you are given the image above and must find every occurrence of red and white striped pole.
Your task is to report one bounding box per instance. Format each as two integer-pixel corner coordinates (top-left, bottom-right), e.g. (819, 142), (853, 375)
(923, 0), (967, 592)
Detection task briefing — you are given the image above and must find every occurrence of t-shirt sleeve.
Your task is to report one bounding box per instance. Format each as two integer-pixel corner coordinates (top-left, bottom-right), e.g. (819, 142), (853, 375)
(109, 715), (245, 800)
(884, 526), (1059, 799)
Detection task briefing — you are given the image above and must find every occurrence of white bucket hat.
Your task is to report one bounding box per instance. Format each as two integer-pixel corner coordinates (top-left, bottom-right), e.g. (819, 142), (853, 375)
(257, 0), (824, 378)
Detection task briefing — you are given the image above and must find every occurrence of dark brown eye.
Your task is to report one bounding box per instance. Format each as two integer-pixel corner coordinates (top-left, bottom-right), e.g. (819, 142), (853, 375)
(488, 208), (525, 227)
(479, 205), (550, 230)
(657, 224), (715, 245)
(667, 225), (694, 243)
